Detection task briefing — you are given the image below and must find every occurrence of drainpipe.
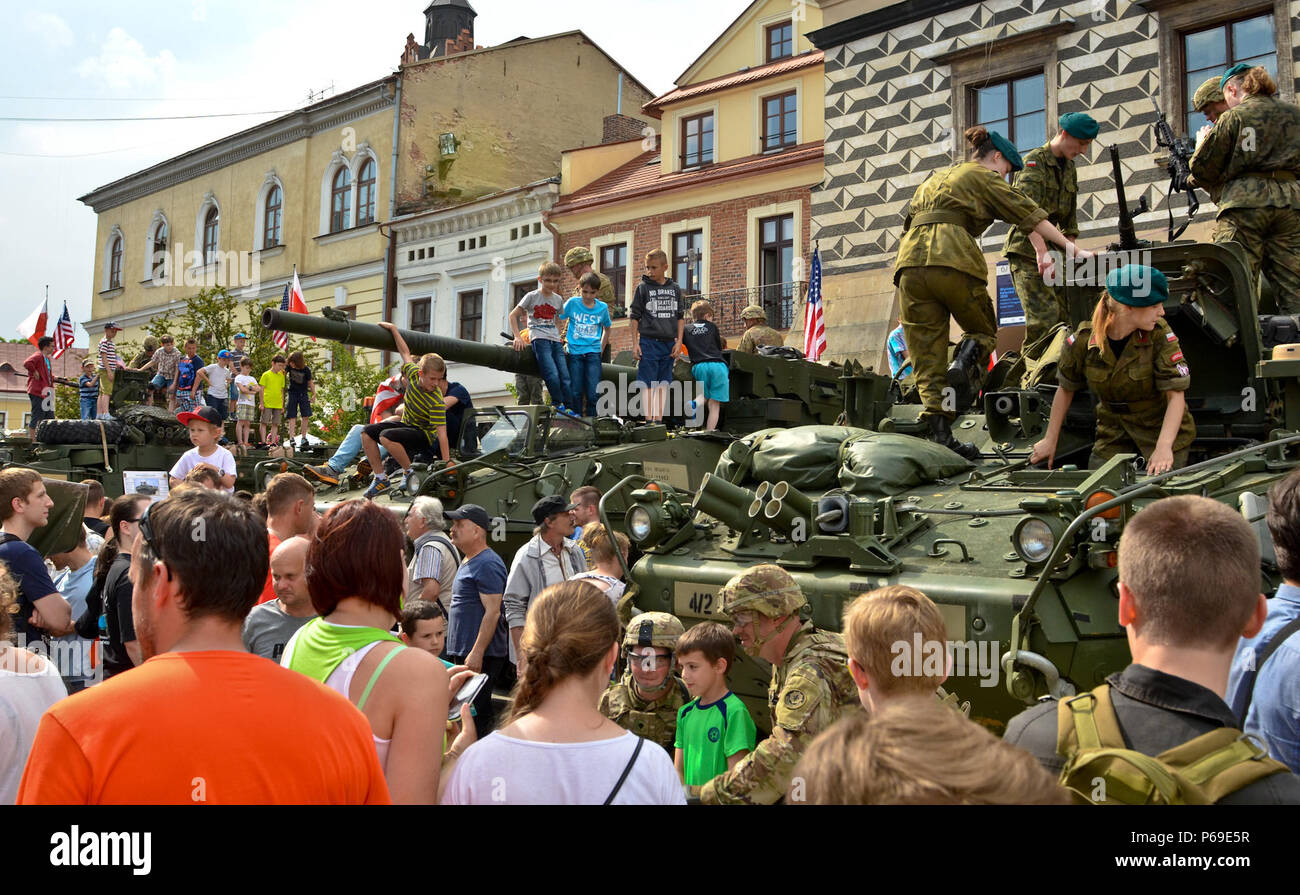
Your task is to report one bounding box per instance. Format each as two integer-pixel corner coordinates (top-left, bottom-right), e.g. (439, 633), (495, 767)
(382, 72), (403, 370)
(616, 71), (623, 116)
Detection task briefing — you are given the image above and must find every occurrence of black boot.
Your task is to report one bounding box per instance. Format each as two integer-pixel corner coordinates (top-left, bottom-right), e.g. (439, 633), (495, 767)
(945, 339), (984, 411)
(927, 414), (981, 461)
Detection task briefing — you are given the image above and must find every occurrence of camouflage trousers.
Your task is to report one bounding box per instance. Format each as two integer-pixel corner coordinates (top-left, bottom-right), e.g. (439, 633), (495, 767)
(1008, 255), (1070, 350)
(515, 373), (544, 404)
(1214, 206), (1300, 315)
(897, 266), (997, 421)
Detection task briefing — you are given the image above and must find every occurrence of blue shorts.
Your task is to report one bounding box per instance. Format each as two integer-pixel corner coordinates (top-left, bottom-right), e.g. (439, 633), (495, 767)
(638, 337), (674, 386)
(285, 391), (312, 419)
(691, 361), (730, 403)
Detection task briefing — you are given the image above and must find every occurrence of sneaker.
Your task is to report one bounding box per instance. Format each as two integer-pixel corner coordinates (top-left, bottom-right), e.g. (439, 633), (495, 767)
(304, 464), (340, 486)
(363, 475), (391, 499)
(299, 437), (310, 450)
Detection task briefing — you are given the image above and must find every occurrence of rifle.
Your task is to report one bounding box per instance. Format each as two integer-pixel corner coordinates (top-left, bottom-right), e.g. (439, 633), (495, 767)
(1151, 97), (1200, 241)
(1108, 144), (1150, 253)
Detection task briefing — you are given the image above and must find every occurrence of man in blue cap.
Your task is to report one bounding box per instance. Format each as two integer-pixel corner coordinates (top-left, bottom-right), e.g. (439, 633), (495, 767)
(1190, 63), (1300, 314)
(1030, 263), (1196, 475)
(1005, 112), (1102, 350)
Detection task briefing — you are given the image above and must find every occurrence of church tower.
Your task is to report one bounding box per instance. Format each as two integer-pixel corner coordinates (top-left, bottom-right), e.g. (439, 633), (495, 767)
(424, 0), (476, 56)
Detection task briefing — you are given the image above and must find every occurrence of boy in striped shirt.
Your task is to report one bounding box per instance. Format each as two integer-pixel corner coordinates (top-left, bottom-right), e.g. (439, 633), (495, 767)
(361, 321), (450, 498)
(96, 321), (126, 419)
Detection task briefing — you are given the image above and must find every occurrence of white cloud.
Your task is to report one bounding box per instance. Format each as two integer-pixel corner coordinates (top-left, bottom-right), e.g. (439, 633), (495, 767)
(25, 10), (75, 49)
(77, 27), (177, 90)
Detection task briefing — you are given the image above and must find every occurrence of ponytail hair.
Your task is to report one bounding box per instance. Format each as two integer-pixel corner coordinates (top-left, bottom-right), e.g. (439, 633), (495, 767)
(93, 494), (148, 591)
(1090, 293), (1119, 340)
(1232, 66), (1278, 98)
(506, 580), (620, 725)
(964, 126), (994, 160)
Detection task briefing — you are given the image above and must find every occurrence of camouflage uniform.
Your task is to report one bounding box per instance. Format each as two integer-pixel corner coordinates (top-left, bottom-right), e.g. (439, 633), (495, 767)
(1057, 318), (1195, 468)
(737, 305), (784, 354)
(515, 373), (544, 404)
(564, 246), (619, 317)
(1005, 144), (1097, 348)
(599, 611), (688, 754)
(1189, 93), (1300, 313)
(699, 565), (859, 805)
(895, 162), (1049, 421)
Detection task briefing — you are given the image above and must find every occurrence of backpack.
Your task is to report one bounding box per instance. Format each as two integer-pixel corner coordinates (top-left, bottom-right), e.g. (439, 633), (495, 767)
(1055, 683), (1289, 804)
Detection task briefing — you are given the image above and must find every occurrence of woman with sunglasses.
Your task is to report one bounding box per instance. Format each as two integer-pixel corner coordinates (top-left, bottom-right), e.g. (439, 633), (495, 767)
(77, 494), (152, 679)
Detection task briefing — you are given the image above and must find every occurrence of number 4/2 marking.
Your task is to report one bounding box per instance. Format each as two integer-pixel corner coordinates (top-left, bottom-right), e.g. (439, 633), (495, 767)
(688, 592), (714, 614)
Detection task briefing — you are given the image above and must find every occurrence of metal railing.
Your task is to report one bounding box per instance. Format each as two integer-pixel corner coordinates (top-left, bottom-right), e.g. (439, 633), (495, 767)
(685, 281), (806, 334)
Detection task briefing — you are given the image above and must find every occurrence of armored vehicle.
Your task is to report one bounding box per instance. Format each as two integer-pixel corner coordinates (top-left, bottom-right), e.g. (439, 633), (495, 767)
(609, 237), (1300, 732)
(260, 309), (891, 559)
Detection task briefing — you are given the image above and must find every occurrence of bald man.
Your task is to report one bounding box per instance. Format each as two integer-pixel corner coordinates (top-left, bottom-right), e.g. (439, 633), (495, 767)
(241, 536), (317, 662)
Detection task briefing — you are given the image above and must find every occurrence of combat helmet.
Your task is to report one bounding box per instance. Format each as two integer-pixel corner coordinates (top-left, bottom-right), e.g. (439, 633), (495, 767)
(623, 611), (685, 650)
(718, 563), (806, 619)
(564, 246), (595, 268)
(740, 305), (767, 321)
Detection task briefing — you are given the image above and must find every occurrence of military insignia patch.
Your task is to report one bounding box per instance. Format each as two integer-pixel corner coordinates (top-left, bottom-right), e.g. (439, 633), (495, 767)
(1066, 333), (1075, 345)
(1026, 161), (1037, 167)
(1176, 363), (1189, 376)
(1171, 351), (1184, 362)
(1166, 332), (1177, 342)
(785, 690), (806, 709)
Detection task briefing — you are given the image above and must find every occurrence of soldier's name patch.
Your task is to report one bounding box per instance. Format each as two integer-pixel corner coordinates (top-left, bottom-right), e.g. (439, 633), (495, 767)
(784, 690), (806, 709)
(1171, 351), (1184, 362)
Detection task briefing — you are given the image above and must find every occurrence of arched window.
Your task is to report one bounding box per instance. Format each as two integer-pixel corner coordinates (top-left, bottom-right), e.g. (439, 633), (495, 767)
(357, 158), (376, 226)
(203, 207), (219, 263)
(152, 221), (168, 279)
(331, 167), (352, 233)
(109, 236), (123, 289)
(264, 185), (282, 248)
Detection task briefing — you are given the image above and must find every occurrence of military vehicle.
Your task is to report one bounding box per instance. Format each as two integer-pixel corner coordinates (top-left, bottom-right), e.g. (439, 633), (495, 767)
(3, 368), (336, 497)
(259, 308), (891, 558)
(605, 236), (1300, 733)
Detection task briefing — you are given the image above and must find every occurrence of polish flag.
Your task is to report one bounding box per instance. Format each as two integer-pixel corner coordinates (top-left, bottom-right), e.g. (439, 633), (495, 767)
(18, 299), (48, 346)
(290, 269), (315, 341)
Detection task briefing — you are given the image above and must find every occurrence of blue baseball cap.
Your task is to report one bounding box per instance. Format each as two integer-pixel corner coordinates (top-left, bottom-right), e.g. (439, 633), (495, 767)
(217, 349), (231, 359)
(234, 332), (247, 340)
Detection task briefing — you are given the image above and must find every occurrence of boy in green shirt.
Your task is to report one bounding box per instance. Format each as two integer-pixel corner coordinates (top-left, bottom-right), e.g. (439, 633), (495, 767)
(674, 621), (757, 793)
(258, 355), (287, 447)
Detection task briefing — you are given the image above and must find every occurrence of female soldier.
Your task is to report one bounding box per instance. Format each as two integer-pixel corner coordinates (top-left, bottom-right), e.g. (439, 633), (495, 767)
(1030, 264), (1195, 475)
(1189, 64), (1300, 314)
(894, 126), (1090, 459)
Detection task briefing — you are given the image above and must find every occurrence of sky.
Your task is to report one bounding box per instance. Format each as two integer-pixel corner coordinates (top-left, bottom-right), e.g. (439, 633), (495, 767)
(0, 0), (746, 345)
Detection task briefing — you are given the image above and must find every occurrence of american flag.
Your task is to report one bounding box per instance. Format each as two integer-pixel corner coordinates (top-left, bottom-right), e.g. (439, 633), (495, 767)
(272, 270), (311, 350)
(272, 284), (291, 350)
(802, 247), (826, 361)
(51, 302), (75, 359)
(370, 373), (404, 425)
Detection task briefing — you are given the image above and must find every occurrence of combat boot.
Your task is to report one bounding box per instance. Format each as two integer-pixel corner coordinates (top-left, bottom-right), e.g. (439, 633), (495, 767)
(945, 339), (984, 411)
(927, 415), (980, 461)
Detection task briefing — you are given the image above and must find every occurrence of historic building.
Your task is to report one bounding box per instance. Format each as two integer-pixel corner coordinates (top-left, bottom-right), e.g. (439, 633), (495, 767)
(805, 0), (1297, 369)
(0, 344), (89, 433)
(548, 0), (826, 351)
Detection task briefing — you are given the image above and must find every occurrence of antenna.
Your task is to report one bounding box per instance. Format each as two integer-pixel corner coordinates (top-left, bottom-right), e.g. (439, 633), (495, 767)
(306, 81), (336, 104)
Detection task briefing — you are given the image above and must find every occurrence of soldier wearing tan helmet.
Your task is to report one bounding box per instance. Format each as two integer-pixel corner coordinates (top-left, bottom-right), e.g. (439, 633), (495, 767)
(599, 611), (690, 754)
(736, 305), (784, 354)
(565, 246), (618, 363)
(1189, 77), (1229, 207)
(699, 564), (858, 805)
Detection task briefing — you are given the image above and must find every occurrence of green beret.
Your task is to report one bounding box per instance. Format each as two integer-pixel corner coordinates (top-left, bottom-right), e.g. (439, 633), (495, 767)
(1192, 76), (1224, 111)
(988, 131), (1024, 172)
(1106, 264), (1168, 308)
(1059, 112), (1099, 140)
(1220, 62), (1251, 89)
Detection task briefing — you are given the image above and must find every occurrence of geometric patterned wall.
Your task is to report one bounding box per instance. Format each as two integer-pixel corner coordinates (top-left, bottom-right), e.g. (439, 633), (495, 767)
(815, 0), (1300, 277)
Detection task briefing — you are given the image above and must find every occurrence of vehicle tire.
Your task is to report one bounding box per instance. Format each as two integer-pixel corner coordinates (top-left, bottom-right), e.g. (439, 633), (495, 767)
(35, 419), (124, 445)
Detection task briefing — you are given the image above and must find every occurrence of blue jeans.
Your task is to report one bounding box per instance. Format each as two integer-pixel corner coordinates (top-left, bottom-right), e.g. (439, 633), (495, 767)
(531, 338), (574, 409)
(80, 397), (97, 420)
(328, 423), (388, 473)
(566, 353), (602, 416)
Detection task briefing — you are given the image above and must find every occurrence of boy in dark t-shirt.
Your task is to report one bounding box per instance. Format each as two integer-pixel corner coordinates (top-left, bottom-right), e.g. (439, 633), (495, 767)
(681, 300), (729, 431)
(285, 351), (316, 450)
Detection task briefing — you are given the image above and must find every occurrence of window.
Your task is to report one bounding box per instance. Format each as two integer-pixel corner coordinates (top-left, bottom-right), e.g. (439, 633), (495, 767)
(22, 413), (31, 430)
(971, 72), (1047, 161)
(203, 207), (219, 263)
(759, 215), (795, 329)
(109, 236), (123, 289)
(511, 227), (518, 240)
(330, 167), (352, 233)
(1183, 12), (1277, 134)
(513, 282), (533, 308)
(679, 113), (714, 168)
(459, 290), (483, 342)
(152, 222), (167, 279)
(357, 158), (376, 226)
(766, 22), (793, 63)
(672, 230), (704, 297)
(600, 243), (628, 305)
(0, 412), (7, 430)
(263, 185), (282, 249)
(763, 91), (798, 151)
(409, 298), (431, 334)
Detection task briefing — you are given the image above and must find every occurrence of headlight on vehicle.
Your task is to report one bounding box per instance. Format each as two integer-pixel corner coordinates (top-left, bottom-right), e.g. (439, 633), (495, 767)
(626, 506), (656, 545)
(1013, 516), (1060, 565)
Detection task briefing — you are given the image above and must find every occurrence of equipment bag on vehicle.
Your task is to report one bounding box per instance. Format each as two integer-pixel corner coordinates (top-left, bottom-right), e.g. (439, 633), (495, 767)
(1055, 683), (1289, 804)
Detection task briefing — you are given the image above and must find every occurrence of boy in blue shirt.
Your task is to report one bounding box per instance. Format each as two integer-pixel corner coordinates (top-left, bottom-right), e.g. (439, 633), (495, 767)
(674, 621), (757, 794)
(78, 359), (99, 420)
(562, 272), (613, 417)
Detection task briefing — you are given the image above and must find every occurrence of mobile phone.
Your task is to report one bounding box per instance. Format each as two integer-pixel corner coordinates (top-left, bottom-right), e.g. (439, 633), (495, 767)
(448, 672), (490, 721)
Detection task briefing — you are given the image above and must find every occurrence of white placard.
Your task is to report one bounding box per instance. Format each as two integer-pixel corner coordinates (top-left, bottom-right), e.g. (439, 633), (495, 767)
(122, 471), (170, 504)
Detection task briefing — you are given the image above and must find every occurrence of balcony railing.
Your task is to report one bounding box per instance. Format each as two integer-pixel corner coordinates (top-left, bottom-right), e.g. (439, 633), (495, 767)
(686, 281), (806, 335)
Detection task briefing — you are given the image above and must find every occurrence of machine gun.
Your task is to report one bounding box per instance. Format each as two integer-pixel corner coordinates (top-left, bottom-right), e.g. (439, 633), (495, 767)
(1108, 144), (1150, 252)
(1151, 97), (1201, 241)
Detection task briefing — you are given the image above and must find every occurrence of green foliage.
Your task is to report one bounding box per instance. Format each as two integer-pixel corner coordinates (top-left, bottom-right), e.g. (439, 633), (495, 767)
(55, 383), (80, 421)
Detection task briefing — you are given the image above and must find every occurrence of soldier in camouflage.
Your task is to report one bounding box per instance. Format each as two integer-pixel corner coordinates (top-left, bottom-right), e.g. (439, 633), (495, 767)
(1004, 113), (1103, 350)
(699, 565), (858, 805)
(565, 246), (619, 364)
(736, 305), (784, 354)
(598, 611), (689, 754)
(1189, 63), (1300, 314)
(512, 327), (545, 404)
(1190, 77), (1228, 206)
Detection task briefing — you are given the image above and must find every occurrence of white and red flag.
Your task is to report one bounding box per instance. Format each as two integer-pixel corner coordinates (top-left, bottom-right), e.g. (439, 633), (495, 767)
(18, 298), (48, 346)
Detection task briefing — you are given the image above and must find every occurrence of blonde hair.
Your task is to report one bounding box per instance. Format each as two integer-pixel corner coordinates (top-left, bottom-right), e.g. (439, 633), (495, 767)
(1090, 293), (1119, 339)
(419, 353), (446, 375)
(1228, 66), (1277, 98)
(690, 300), (714, 321)
(580, 522), (629, 566)
(507, 581), (620, 725)
(538, 261), (565, 279)
(645, 249), (668, 266)
(791, 698), (1069, 805)
(843, 585), (948, 697)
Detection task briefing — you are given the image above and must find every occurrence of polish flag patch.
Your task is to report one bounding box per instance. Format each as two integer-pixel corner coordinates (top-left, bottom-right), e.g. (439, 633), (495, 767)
(1170, 351), (1184, 362)
(1066, 333), (1075, 345)
(1166, 332), (1177, 341)
(1026, 161), (1038, 167)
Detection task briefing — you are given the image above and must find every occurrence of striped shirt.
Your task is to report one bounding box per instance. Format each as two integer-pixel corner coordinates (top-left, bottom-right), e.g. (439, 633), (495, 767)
(97, 337), (125, 372)
(79, 373), (99, 400)
(400, 362), (446, 439)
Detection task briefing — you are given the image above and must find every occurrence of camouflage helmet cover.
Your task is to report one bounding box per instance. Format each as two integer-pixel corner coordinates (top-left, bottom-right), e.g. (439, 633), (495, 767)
(624, 611), (686, 650)
(740, 305), (768, 320)
(564, 246), (595, 268)
(718, 563), (806, 618)
(1192, 76), (1225, 112)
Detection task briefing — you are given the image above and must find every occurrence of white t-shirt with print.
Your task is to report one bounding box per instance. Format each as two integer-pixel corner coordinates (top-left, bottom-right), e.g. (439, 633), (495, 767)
(234, 374), (258, 407)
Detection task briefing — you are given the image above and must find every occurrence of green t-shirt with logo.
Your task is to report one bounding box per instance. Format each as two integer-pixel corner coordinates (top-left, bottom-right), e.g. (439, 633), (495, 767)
(674, 691), (757, 786)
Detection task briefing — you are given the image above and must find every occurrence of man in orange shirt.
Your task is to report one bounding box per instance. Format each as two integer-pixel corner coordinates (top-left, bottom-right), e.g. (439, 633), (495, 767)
(18, 487), (388, 805)
(257, 472), (318, 604)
